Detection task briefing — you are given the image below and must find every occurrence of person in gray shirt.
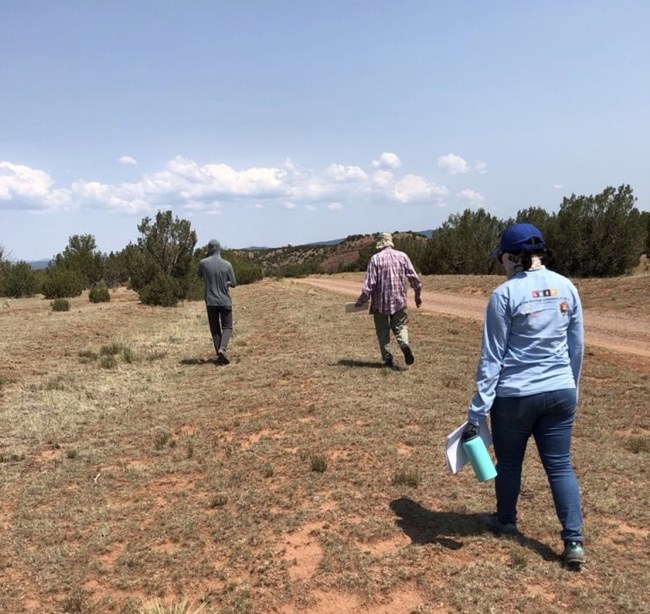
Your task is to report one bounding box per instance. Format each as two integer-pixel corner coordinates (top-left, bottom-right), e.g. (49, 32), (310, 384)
(197, 239), (237, 364)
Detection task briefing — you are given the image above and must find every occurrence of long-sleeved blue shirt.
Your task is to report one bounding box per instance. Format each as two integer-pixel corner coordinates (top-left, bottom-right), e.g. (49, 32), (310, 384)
(468, 267), (584, 424)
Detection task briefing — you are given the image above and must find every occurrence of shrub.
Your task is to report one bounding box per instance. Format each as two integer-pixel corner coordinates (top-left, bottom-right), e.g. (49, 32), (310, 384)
(310, 455), (327, 473)
(51, 298), (70, 312)
(42, 268), (84, 299)
(89, 282), (111, 303)
(0, 261), (40, 297)
(138, 273), (181, 307)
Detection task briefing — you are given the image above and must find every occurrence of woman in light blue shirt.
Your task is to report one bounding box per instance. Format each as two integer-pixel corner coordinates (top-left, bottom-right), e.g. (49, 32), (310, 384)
(466, 223), (585, 567)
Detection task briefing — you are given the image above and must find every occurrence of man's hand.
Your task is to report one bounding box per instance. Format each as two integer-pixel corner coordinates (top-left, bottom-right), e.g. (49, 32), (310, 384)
(355, 295), (367, 308)
(462, 422), (479, 439)
(415, 291), (422, 308)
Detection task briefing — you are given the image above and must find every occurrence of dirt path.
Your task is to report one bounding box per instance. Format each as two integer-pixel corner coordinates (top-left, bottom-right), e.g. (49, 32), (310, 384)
(293, 277), (650, 359)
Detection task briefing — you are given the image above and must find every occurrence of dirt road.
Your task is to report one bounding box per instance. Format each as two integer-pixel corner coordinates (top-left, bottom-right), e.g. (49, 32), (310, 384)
(294, 277), (650, 359)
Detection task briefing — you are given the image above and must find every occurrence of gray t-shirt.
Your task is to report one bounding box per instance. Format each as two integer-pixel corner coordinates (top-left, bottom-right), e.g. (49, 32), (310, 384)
(197, 255), (237, 307)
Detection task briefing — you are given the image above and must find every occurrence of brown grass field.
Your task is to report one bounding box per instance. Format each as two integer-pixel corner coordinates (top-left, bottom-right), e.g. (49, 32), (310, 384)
(0, 274), (649, 614)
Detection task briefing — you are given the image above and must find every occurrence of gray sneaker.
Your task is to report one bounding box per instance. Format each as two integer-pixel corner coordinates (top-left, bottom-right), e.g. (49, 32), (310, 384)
(563, 541), (585, 566)
(481, 512), (518, 535)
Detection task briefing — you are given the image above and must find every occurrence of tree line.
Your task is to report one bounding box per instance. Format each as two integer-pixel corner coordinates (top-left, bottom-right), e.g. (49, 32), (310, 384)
(1, 184), (648, 305)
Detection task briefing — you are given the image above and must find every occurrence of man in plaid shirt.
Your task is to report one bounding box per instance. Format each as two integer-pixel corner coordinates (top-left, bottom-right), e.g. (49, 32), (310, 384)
(355, 233), (422, 368)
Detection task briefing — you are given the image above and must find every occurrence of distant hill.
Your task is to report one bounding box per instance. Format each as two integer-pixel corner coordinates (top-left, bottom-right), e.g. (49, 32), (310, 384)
(28, 259), (51, 270)
(231, 230), (431, 275)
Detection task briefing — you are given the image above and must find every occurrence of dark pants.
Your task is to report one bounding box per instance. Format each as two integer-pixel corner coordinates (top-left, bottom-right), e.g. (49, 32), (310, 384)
(206, 305), (233, 354)
(491, 388), (583, 543)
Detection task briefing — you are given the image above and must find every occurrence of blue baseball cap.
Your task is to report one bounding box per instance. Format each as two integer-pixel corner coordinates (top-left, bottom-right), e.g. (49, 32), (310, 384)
(492, 223), (545, 259)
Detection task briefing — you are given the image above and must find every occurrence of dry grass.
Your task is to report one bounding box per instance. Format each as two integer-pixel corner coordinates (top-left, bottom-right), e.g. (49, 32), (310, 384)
(0, 280), (648, 613)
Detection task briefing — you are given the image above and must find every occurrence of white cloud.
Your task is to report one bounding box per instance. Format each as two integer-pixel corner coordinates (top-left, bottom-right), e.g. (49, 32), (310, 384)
(305, 204), (317, 211)
(372, 152), (402, 170)
(0, 161), (54, 202)
(2, 153), (460, 214)
(372, 170), (394, 188)
(394, 174), (448, 203)
(553, 184), (563, 189)
(118, 156), (138, 166)
(437, 153), (469, 175)
(474, 160), (487, 174)
(326, 163), (368, 182)
(458, 189), (485, 203)
(284, 202), (297, 209)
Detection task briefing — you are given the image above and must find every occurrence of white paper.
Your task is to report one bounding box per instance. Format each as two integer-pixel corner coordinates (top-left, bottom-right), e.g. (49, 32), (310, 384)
(445, 420), (493, 474)
(345, 302), (367, 313)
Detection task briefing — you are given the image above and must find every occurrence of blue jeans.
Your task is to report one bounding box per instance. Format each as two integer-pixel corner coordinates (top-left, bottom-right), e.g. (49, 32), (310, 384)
(491, 389), (583, 543)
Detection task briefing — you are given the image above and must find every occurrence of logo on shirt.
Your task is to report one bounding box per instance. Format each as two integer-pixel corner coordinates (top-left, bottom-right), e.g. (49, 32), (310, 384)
(531, 288), (557, 298)
(559, 301), (570, 315)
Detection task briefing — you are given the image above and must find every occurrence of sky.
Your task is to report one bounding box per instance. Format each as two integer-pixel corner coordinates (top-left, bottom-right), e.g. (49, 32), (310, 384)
(2, 1), (649, 261)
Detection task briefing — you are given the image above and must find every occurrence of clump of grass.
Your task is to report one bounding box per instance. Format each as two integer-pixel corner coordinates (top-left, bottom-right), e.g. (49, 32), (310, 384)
(78, 349), (98, 363)
(137, 598), (207, 614)
(45, 375), (67, 391)
(310, 454), (327, 473)
(391, 469), (420, 487)
(625, 436), (650, 454)
(66, 449), (79, 459)
(185, 439), (194, 459)
(0, 452), (25, 463)
(262, 465), (274, 478)
(121, 345), (135, 363)
(51, 298), (70, 312)
(146, 350), (168, 362)
(99, 355), (118, 369)
(154, 430), (172, 450)
(100, 342), (126, 356)
(509, 550), (527, 570)
(209, 493), (228, 508)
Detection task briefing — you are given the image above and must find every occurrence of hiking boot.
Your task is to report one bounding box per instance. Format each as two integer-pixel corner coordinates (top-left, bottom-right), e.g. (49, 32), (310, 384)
(402, 345), (415, 365)
(217, 350), (230, 365)
(481, 512), (518, 535)
(563, 541), (585, 566)
(383, 354), (394, 369)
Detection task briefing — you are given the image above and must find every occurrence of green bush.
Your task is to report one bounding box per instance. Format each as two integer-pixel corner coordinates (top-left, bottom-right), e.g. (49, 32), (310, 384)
(89, 282), (111, 303)
(41, 268), (84, 299)
(138, 273), (181, 307)
(51, 298), (70, 312)
(0, 261), (40, 297)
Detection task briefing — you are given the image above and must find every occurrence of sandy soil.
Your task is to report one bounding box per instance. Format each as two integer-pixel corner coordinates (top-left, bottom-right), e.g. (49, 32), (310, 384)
(294, 277), (650, 359)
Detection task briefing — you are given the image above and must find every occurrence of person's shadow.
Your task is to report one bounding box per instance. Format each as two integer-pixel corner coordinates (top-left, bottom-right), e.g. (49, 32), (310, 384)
(337, 359), (406, 372)
(390, 497), (559, 561)
(180, 357), (219, 366)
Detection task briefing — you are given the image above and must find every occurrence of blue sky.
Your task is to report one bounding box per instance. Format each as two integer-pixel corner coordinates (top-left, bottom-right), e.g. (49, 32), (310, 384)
(2, 1), (649, 261)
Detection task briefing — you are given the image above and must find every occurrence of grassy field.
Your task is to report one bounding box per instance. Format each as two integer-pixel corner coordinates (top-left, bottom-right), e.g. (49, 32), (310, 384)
(0, 276), (649, 614)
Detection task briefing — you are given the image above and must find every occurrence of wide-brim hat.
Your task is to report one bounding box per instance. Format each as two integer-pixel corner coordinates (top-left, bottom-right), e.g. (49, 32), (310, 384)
(376, 232), (394, 249)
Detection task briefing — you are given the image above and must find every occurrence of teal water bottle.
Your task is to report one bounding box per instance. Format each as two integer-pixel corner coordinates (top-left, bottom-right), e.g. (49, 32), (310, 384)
(462, 430), (497, 482)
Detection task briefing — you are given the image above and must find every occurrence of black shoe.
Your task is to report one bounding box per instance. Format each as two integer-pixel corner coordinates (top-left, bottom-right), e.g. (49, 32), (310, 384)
(383, 354), (394, 369)
(402, 345), (415, 365)
(217, 350), (230, 365)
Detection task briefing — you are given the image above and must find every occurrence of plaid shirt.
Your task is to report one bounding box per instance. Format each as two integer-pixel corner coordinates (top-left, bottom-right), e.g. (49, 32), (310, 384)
(359, 248), (421, 314)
